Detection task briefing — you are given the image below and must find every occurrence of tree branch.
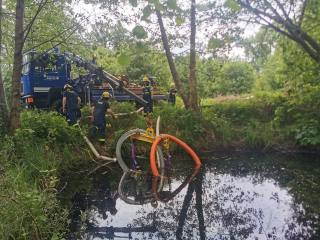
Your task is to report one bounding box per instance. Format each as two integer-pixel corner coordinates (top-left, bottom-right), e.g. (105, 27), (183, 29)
(23, 0), (49, 43)
(298, 0), (308, 27)
(24, 16), (89, 53)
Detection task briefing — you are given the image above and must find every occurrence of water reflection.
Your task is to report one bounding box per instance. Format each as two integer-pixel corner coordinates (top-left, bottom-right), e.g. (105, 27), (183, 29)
(68, 154), (320, 240)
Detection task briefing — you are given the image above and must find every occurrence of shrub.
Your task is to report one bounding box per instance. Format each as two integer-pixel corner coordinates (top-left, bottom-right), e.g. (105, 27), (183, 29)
(243, 120), (275, 149)
(201, 108), (233, 146)
(19, 110), (80, 145)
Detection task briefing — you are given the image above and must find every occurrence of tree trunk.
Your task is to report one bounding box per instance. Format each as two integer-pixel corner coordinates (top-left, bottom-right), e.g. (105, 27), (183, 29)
(0, 0), (9, 131)
(188, 0), (199, 111)
(155, 9), (190, 108)
(9, 0), (25, 133)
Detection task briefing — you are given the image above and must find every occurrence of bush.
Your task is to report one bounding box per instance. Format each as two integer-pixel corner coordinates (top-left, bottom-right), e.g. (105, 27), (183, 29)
(153, 104), (204, 147)
(243, 120), (275, 149)
(201, 108), (233, 146)
(19, 110), (80, 145)
(273, 85), (320, 147)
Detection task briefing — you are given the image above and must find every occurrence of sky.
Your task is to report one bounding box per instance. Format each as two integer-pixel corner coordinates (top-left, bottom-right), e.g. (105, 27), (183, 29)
(71, 0), (260, 59)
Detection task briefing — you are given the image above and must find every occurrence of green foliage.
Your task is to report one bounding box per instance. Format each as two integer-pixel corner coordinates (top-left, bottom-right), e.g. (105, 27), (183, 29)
(201, 108), (233, 146)
(240, 28), (277, 71)
(129, 0), (138, 7)
(142, 5), (153, 20)
(224, 0), (241, 13)
(208, 37), (226, 50)
(201, 92), (297, 148)
(94, 45), (172, 89)
(273, 84), (320, 146)
(0, 164), (68, 240)
(254, 50), (286, 91)
(207, 93), (283, 125)
(175, 16), (185, 26)
(243, 120), (275, 149)
(294, 120), (320, 146)
(18, 111), (80, 146)
(154, 104), (204, 146)
(117, 53), (131, 66)
(132, 26), (148, 39)
(217, 61), (255, 95)
(167, 0), (177, 10)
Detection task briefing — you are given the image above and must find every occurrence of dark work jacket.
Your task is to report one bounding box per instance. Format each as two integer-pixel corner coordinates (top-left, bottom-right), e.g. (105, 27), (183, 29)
(142, 86), (152, 103)
(93, 98), (110, 123)
(168, 88), (177, 103)
(63, 90), (79, 111)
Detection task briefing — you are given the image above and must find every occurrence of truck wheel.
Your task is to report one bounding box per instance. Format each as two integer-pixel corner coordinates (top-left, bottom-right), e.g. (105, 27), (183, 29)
(50, 99), (63, 113)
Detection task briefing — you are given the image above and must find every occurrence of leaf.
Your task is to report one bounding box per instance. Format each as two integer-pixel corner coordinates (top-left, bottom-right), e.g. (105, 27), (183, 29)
(148, 0), (164, 11)
(129, 0), (138, 7)
(136, 42), (147, 54)
(132, 26), (148, 39)
(167, 0), (177, 10)
(224, 0), (241, 13)
(175, 16), (185, 26)
(208, 37), (225, 50)
(118, 53), (131, 66)
(142, 5), (152, 20)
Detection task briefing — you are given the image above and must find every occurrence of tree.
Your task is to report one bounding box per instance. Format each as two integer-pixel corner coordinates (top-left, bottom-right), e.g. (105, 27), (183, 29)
(229, 0), (320, 64)
(188, 0), (199, 111)
(153, 0), (200, 111)
(0, 0), (9, 133)
(240, 28), (277, 71)
(9, 0), (25, 132)
(155, 9), (190, 108)
(217, 61), (255, 95)
(254, 50), (286, 91)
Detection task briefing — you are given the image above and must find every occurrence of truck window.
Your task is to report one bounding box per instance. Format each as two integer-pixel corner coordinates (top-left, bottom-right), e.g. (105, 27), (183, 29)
(22, 54), (30, 74)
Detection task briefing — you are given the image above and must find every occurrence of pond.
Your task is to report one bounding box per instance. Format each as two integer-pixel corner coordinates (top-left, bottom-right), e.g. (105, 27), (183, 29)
(67, 153), (320, 240)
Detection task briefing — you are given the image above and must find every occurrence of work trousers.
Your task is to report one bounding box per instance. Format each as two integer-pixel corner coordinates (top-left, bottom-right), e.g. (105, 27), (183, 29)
(93, 117), (106, 141)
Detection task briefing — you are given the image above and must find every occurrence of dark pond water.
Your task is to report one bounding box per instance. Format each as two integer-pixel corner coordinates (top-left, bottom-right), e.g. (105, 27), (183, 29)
(67, 153), (320, 240)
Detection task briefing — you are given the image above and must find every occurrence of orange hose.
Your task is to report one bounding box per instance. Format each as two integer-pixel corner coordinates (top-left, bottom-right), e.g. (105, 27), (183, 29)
(150, 134), (201, 177)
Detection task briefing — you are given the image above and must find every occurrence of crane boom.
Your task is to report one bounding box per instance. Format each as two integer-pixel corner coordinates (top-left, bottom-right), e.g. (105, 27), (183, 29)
(64, 52), (148, 106)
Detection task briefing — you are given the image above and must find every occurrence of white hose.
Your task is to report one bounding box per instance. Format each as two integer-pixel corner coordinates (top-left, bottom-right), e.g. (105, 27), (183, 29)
(156, 116), (160, 136)
(77, 124), (116, 162)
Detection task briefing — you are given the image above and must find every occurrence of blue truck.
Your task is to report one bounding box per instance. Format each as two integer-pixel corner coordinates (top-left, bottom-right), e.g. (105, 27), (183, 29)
(21, 49), (167, 111)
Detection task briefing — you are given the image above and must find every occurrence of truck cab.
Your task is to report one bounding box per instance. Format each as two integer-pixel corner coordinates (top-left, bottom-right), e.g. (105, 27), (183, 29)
(21, 49), (71, 109)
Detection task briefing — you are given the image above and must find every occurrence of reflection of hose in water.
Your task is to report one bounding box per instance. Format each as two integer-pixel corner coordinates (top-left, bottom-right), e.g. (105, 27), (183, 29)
(130, 140), (138, 170)
(151, 167), (200, 203)
(118, 170), (165, 205)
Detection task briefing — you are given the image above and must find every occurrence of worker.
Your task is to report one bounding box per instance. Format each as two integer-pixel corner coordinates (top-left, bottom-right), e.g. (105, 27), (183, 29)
(92, 91), (116, 142)
(142, 75), (153, 114)
(168, 84), (177, 105)
(92, 54), (97, 65)
(62, 84), (81, 125)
